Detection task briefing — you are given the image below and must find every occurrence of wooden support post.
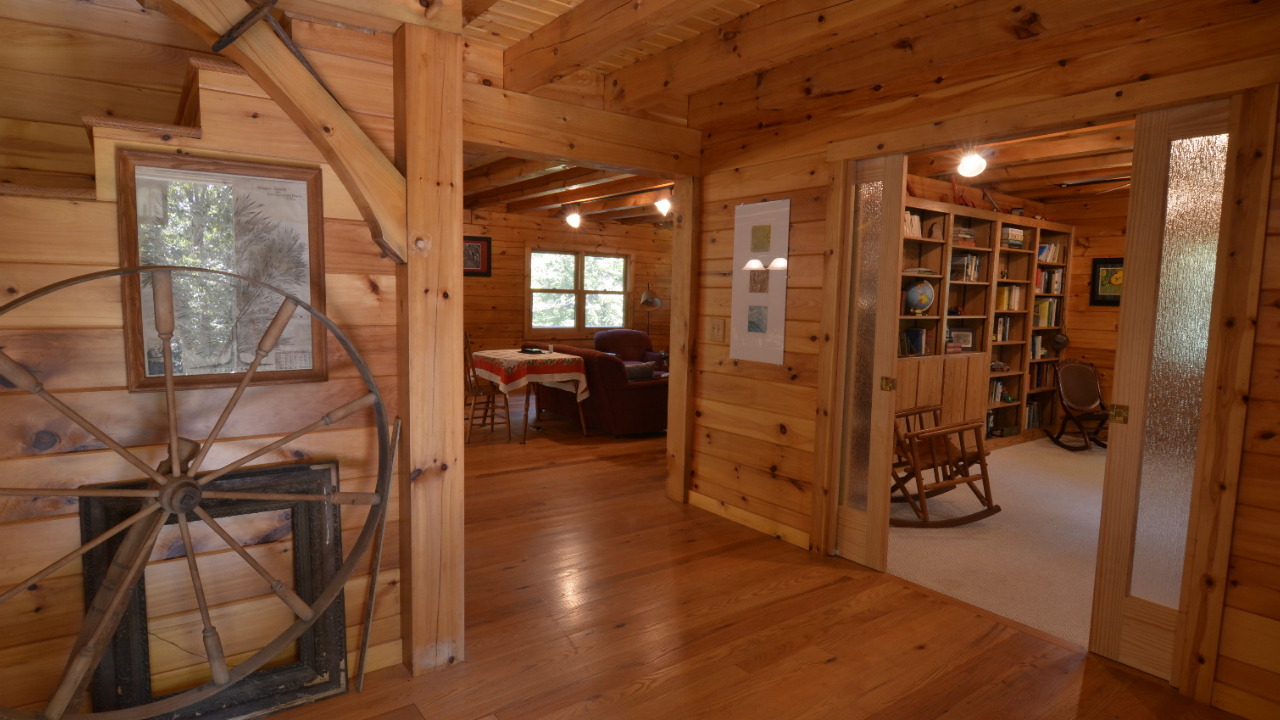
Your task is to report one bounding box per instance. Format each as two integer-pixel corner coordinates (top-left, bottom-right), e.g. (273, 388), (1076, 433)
(394, 23), (466, 674)
(665, 177), (699, 503)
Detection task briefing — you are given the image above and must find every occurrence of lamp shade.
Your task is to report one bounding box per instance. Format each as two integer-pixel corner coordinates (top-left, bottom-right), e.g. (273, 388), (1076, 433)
(639, 283), (663, 310)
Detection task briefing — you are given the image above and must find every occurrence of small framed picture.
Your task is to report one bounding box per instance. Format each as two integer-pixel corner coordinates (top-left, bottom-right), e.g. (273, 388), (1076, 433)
(463, 235), (492, 277)
(1090, 257), (1123, 306)
(950, 328), (974, 350)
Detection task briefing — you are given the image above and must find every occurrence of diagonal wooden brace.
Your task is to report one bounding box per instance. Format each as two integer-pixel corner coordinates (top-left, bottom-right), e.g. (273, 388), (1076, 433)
(151, 0), (409, 263)
(211, 0), (278, 52)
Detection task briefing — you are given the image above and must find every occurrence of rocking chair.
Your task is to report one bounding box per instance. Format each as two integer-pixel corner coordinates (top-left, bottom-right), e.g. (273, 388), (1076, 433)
(1043, 358), (1108, 451)
(890, 405), (1001, 528)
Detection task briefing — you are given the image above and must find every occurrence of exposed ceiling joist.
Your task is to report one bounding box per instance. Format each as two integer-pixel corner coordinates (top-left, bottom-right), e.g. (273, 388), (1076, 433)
(505, 175), (672, 213)
(464, 158), (571, 195)
(466, 168), (632, 209)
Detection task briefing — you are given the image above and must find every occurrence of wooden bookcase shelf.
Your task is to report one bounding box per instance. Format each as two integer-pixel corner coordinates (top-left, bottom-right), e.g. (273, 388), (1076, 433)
(899, 197), (1074, 440)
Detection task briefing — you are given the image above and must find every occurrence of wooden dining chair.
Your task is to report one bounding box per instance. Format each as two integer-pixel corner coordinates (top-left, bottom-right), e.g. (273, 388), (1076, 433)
(1043, 358), (1109, 451)
(464, 333), (511, 442)
(890, 405), (1001, 528)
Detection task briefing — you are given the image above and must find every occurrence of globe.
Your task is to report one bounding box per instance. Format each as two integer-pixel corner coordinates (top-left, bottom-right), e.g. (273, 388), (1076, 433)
(904, 279), (936, 315)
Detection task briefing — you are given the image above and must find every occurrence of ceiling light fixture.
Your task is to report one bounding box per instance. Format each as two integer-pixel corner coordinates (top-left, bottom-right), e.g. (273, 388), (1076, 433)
(957, 152), (987, 178)
(564, 205), (582, 228)
(654, 197), (672, 216)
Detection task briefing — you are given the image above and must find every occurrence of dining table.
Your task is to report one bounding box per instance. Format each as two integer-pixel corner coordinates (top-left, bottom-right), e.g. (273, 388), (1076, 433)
(470, 348), (589, 443)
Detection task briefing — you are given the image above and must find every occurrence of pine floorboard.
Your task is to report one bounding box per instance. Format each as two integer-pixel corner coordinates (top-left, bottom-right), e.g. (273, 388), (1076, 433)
(272, 409), (1238, 720)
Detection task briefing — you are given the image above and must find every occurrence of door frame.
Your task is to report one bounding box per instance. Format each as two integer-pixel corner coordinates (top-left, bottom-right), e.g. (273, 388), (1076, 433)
(817, 84), (1276, 700)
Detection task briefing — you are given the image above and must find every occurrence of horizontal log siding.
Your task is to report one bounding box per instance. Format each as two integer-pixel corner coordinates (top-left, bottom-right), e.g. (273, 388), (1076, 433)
(463, 209), (672, 353)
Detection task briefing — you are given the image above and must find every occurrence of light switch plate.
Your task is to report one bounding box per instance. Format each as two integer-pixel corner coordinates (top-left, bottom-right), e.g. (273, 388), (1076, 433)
(709, 317), (726, 343)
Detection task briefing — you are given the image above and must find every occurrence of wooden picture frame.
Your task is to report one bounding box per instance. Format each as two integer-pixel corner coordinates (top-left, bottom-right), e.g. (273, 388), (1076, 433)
(117, 150), (327, 391)
(463, 235), (492, 277)
(80, 463), (347, 718)
(950, 328), (975, 350)
(1090, 257), (1124, 306)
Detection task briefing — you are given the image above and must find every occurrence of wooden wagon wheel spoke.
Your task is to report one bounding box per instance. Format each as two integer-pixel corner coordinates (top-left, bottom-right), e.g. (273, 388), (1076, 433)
(177, 514), (231, 687)
(201, 489), (381, 505)
(191, 506), (315, 622)
(151, 271), (185, 480)
(42, 510), (169, 720)
(187, 298), (298, 477)
(0, 502), (162, 605)
(0, 350), (169, 487)
(194, 393), (377, 487)
(0, 266), (391, 718)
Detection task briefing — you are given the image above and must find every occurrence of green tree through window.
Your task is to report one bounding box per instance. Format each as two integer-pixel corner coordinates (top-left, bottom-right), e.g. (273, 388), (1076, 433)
(530, 251), (627, 332)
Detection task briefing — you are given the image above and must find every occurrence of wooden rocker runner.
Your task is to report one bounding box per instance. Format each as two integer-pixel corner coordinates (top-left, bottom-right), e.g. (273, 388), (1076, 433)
(0, 266), (391, 720)
(890, 405), (1001, 528)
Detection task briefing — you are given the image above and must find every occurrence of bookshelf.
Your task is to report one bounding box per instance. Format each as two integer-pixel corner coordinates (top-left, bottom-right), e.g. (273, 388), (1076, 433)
(900, 197), (1074, 440)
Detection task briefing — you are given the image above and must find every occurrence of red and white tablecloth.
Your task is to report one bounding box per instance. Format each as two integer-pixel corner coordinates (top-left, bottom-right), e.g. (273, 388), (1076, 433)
(471, 349), (589, 401)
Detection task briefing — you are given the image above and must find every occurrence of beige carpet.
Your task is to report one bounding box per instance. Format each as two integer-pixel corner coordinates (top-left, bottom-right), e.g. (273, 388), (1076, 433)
(887, 437), (1107, 647)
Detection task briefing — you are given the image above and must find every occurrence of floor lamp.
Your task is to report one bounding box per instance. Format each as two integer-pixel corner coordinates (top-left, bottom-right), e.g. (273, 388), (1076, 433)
(639, 283), (663, 335)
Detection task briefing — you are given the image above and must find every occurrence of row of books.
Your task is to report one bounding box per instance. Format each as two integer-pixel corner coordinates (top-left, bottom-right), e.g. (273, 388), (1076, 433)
(1025, 402), (1043, 430)
(1029, 333), (1055, 359)
(1034, 266), (1064, 294)
(989, 378), (1017, 404)
(898, 327), (935, 357)
(992, 315), (1019, 342)
(1029, 362), (1057, 388)
(950, 253), (982, 281)
(953, 225), (978, 246)
(995, 284), (1025, 311)
(1000, 226), (1026, 249)
(1032, 297), (1061, 327)
(1036, 241), (1064, 263)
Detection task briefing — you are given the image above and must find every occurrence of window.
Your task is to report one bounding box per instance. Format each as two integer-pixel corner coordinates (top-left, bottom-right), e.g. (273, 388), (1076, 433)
(529, 251), (628, 332)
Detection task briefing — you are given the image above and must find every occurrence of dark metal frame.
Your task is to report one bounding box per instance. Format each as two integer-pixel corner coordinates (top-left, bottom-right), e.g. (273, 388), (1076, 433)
(1089, 257), (1124, 306)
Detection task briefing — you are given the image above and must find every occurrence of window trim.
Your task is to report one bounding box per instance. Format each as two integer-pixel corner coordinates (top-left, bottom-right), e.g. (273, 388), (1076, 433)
(527, 249), (630, 337)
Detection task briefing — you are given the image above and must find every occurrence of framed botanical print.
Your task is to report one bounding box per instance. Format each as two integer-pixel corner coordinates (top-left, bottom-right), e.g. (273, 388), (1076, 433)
(1090, 257), (1124, 306)
(117, 150), (327, 391)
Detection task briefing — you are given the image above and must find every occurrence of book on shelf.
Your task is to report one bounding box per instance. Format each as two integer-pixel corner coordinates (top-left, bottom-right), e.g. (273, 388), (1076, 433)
(1000, 226), (1025, 248)
(1025, 403), (1041, 429)
(903, 211), (922, 237)
(953, 226), (977, 246)
(995, 285), (1023, 311)
(899, 327), (932, 356)
(1032, 297), (1060, 327)
(1034, 267), (1064, 294)
(950, 253), (982, 281)
(1036, 242), (1063, 263)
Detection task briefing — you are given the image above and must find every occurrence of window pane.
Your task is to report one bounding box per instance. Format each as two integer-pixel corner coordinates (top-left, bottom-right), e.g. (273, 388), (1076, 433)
(584, 255), (625, 291)
(531, 292), (576, 327)
(585, 293), (624, 328)
(531, 252), (575, 290)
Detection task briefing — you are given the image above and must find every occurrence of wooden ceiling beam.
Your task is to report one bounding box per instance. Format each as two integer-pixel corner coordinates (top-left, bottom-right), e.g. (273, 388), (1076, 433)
(908, 124), (1135, 177)
(463, 83), (700, 178)
(503, 0), (724, 93)
(462, 0), (501, 24)
(505, 176), (673, 213)
(150, 0), (409, 262)
(578, 188), (672, 216)
(466, 168), (631, 209)
(464, 158), (570, 196)
(605, 0), (964, 113)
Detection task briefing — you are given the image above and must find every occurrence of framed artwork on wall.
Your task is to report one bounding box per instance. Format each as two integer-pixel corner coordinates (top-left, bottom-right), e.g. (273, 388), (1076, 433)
(117, 150), (327, 392)
(464, 236), (492, 277)
(1090, 257), (1124, 306)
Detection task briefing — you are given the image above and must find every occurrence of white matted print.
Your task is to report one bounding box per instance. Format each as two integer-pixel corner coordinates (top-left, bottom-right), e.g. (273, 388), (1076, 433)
(731, 199), (790, 364)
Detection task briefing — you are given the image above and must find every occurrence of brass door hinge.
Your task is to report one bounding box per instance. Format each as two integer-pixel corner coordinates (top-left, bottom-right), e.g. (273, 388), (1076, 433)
(1110, 404), (1130, 424)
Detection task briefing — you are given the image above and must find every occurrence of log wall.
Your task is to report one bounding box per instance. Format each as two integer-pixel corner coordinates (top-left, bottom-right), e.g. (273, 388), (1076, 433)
(0, 13), (403, 712)
(463, 209), (672, 353)
(684, 3), (1279, 717)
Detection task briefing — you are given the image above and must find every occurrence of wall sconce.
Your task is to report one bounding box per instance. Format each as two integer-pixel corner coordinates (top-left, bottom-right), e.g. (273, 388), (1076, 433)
(743, 257), (788, 271)
(655, 197), (672, 216)
(957, 152), (987, 178)
(563, 204), (582, 228)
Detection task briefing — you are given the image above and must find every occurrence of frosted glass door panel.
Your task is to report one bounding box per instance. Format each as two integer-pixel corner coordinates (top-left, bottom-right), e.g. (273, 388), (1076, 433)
(843, 179), (884, 511)
(1128, 133), (1229, 608)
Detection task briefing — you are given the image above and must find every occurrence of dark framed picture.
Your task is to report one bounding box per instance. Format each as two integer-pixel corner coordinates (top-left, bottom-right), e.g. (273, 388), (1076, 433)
(464, 235), (492, 277)
(1090, 257), (1124, 306)
(950, 328), (975, 350)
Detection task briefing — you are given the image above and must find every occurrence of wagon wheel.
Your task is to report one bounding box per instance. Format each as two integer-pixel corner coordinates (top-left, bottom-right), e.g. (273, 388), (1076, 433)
(0, 266), (391, 720)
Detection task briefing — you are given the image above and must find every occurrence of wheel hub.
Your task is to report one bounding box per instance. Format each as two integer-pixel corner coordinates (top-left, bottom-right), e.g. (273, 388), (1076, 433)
(160, 478), (202, 514)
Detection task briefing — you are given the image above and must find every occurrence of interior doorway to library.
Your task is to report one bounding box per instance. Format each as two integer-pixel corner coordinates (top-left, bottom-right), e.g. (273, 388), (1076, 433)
(829, 92), (1273, 687)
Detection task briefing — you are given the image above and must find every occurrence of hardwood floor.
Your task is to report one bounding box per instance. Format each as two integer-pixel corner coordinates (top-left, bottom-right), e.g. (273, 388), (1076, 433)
(274, 410), (1237, 720)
